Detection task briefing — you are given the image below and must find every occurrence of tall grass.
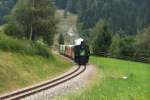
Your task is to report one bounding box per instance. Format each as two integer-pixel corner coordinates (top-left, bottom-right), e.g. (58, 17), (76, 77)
(0, 33), (51, 58)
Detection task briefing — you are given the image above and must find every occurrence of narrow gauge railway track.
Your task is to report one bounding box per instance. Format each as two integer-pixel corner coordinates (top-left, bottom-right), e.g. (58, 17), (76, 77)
(0, 65), (86, 100)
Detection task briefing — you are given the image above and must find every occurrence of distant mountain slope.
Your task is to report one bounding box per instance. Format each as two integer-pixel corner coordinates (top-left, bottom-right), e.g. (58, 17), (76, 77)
(54, 0), (150, 36)
(0, 0), (17, 24)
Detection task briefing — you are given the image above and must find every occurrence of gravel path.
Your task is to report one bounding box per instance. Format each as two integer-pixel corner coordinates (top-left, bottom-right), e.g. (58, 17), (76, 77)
(22, 65), (96, 100)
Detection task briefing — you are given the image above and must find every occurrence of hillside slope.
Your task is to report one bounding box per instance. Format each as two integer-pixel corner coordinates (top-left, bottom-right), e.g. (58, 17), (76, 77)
(0, 51), (72, 94)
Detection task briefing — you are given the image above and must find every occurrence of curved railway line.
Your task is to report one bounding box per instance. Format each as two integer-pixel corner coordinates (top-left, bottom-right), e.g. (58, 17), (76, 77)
(0, 65), (86, 100)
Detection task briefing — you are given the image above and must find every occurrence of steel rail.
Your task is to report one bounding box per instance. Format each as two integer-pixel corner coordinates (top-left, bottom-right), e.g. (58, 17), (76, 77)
(0, 65), (86, 100)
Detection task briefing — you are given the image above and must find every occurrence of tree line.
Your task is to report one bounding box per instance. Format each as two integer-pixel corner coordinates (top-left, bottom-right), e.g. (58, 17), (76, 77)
(91, 20), (150, 63)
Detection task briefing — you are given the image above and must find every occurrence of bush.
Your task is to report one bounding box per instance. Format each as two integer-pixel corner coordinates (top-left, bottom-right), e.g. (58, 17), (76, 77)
(134, 26), (150, 63)
(109, 34), (122, 58)
(0, 33), (51, 58)
(4, 23), (25, 38)
(109, 35), (135, 60)
(34, 43), (51, 58)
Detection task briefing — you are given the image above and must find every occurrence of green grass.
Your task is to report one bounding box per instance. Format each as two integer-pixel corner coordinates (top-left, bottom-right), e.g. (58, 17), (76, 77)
(0, 25), (5, 32)
(0, 51), (72, 94)
(62, 57), (150, 100)
(0, 33), (51, 58)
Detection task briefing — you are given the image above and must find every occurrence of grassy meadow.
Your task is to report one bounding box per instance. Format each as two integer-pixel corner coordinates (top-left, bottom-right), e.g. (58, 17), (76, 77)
(61, 57), (150, 100)
(0, 51), (72, 95)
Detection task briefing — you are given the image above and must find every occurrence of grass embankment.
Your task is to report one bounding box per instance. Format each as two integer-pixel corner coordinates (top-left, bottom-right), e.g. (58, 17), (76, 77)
(0, 33), (73, 94)
(63, 57), (150, 100)
(0, 51), (72, 94)
(0, 33), (51, 58)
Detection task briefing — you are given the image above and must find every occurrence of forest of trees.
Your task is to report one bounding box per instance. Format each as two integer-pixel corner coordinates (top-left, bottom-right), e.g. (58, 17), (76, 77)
(54, 0), (150, 35)
(54, 0), (150, 63)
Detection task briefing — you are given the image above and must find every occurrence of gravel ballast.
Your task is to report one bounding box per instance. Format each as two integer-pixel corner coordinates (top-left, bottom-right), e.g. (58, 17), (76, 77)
(22, 65), (96, 100)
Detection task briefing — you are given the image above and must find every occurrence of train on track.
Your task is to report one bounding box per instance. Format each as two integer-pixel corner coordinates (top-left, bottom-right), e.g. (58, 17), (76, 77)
(59, 38), (90, 65)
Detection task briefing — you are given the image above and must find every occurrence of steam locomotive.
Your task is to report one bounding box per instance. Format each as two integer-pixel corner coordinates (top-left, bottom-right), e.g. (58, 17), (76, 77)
(59, 38), (90, 65)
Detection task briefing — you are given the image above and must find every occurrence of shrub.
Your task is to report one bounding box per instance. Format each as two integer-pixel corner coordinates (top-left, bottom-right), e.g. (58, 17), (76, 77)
(134, 26), (150, 63)
(4, 23), (25, 38)
(109, 34), (122, 58)
(34, 43), (51, 58)
(0, 33), (51, 58)
(109, 35), (136, 60)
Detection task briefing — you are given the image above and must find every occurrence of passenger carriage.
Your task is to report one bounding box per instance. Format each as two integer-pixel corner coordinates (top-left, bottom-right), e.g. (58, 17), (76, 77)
(59, 38), (90, 65)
